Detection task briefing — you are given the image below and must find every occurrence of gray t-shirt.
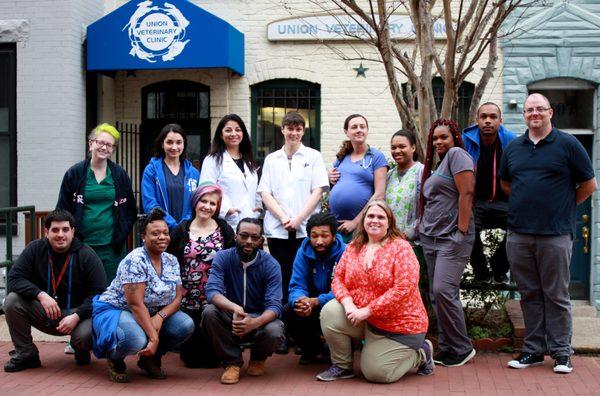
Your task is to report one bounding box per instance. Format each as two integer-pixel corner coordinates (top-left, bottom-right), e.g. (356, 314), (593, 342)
(419, 147), (474, 237)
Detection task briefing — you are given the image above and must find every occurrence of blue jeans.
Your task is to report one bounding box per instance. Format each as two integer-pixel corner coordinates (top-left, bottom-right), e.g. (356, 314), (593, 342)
(109, 310), (194, 361)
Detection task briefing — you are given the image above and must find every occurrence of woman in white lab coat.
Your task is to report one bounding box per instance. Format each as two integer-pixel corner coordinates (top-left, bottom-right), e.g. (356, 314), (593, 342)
(200, 114), (261, 229)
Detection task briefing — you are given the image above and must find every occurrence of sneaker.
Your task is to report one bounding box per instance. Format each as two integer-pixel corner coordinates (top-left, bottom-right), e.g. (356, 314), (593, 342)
(316, 364), (355, 381)
(64, 342), (75, 354)
(507, 352), (544, 369)
(553, 356), (573, 374)
(417, 340), (435, 376)
(493, 274), (510, 285)
(221, 365), (241, 384)
(74, 349), (91, 366)
(107, 358), (129, 383)
(4, 355), (41, 372)
(137, 356), (167, 379)
(433, 350), (450, 365)
(247, 360), (266, 376)
(440, 349), (476, 367)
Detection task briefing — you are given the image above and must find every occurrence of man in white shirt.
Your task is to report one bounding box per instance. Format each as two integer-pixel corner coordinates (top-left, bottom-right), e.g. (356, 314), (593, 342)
(257, 111), (329, 353)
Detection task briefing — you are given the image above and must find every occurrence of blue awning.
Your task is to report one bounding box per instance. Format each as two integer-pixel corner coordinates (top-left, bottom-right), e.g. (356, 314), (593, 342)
(87, 0), (244, 75)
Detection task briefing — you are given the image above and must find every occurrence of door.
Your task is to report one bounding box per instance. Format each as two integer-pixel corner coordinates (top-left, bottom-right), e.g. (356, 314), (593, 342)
(141, 80), (211, 176)
(571, 135), (592, 300)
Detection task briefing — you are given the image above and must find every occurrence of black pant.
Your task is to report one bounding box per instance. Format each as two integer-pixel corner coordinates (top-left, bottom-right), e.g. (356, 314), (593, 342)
(267, 237), (304, 304)
(470, 200), (509, 280)
(284, 308), (323, 356)
(179, 307), (219, 368)
(201, 304), (284, 367)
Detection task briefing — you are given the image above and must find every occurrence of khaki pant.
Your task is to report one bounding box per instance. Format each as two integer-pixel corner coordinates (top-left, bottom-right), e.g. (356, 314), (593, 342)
(320, 299), (423, 383)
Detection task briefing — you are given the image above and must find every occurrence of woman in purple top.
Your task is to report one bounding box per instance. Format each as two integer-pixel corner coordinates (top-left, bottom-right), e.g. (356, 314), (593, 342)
(168, 182), (235, 367)
(328, 114), (388, 241)
(418, 119), (476, 368)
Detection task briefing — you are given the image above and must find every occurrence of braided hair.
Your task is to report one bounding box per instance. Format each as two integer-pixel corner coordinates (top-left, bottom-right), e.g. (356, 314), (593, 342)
(418, 119), (464, 218)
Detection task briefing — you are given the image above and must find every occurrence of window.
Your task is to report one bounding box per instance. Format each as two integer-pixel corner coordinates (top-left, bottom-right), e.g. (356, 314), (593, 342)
(402, 77), (475, 129)
(0, 44), (16, 209)
(251, 79), (321, 163)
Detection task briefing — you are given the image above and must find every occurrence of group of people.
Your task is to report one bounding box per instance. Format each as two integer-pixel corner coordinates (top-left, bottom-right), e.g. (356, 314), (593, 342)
(3, 93), (596, 384)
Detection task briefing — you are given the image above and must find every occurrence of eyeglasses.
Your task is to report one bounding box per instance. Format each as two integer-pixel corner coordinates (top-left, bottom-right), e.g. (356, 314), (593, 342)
(523, 107), (551, 114)
(92, 139), (115, 149)
(237, 232), (262, 242)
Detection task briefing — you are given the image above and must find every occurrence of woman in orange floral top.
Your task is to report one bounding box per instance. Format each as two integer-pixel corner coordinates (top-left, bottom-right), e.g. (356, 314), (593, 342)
(316, 200), (433, 383)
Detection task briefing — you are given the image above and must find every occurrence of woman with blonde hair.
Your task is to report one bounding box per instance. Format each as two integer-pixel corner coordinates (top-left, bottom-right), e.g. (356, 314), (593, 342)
(316, 199), (432, 383)
(57, 123), (137, 282)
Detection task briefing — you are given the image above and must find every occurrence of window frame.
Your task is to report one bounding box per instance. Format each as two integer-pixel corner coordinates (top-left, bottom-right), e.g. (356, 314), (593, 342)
(0, 43), (17, 236)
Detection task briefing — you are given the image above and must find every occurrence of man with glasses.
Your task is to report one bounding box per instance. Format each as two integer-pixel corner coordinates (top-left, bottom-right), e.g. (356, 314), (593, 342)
(462, 103), (516, 284)
(201, 218), (284, 384)
(500, 93), (597, 374)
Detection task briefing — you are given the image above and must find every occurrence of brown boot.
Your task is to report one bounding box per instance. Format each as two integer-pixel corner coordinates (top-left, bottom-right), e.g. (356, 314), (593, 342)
(247, 360), (266, 376)
(221, 365), (241, 384)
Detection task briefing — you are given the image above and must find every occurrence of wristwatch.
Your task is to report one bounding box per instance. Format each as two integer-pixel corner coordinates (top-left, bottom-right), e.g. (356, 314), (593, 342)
(157, 310), (167, 319)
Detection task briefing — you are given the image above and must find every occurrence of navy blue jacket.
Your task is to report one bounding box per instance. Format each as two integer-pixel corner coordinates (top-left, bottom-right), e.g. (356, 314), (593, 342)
(141, 157), (199, 230)
(462, 124), (516, 163)
(288, 233), (346, 308)
(56, 159), (137, 253)
(205, 248), (283, 316)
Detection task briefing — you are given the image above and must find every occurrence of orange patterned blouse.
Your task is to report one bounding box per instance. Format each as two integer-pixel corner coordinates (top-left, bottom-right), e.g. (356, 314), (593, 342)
(331, 237), (428, 334)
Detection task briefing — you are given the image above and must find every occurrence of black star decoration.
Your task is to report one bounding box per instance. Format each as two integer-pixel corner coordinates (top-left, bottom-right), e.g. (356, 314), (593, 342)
(354, 62), (368, 78)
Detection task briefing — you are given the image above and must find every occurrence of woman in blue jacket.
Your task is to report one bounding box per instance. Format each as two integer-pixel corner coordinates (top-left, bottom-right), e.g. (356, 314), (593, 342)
(141, 123), (199, 230)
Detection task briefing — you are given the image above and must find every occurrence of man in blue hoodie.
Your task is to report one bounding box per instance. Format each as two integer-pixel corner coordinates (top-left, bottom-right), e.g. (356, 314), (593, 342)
(462, 103), (516, 284)
(288, 212), (346, 365)
(202, 217), (284, 385)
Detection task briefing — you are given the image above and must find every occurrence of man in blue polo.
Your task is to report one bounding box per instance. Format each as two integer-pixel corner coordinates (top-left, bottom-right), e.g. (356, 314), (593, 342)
(462, 102), (516, 284)
(500, 93), (597, 374)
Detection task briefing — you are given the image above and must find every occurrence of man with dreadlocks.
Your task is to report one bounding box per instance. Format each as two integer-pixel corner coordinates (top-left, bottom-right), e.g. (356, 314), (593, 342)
(418, 119), (476, 368)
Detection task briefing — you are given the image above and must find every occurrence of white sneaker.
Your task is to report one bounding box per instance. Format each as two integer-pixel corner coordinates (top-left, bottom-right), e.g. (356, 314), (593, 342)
(64, 342), (75, 355)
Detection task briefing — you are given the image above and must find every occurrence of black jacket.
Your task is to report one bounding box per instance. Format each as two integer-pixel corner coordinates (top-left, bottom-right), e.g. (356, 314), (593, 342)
(168, 217), (236, 266)
(8, 238), (107, 320)
(56, 158), (137, 252)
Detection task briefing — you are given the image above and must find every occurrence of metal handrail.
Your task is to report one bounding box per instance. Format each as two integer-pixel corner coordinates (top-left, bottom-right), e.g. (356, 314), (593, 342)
(0, 206), (36, 295)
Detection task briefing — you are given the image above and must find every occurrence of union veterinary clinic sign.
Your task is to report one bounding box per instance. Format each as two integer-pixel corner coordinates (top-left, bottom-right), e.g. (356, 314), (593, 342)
(267, 14), (450, 41)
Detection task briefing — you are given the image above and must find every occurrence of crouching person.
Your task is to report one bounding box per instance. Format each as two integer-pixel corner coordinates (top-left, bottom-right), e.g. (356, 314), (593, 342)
(201, 218), (284, 385)
(92, 208), (194, 383)
(287, 212), (346, 364)
(3, 209), (106, 372)
(317, 200), (433, 383)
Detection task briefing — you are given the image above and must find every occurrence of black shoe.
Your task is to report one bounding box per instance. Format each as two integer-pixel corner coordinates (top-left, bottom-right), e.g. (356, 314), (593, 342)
(275, 339), (289, 355)
(507, 352), (544, 369)
(440, 349), (476, 367)
(294, 346), (304, 356)
(433, 350), (450, 365)
(137, 356), (166, 379)
(74, 349), (91, 366)
(493, 274), (510, 285)
(107, 358), (129, 383)
(299, 352), (319, 365)
(553, 356), (573, 374)
(4, 355), (41, 372)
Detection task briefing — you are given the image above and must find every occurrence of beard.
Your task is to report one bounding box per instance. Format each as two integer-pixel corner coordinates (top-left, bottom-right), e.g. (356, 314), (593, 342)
(236, 242), (258, 262)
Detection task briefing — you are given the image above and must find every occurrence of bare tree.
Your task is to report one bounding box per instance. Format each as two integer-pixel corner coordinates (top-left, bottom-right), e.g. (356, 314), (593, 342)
(280, 0), (541, 151)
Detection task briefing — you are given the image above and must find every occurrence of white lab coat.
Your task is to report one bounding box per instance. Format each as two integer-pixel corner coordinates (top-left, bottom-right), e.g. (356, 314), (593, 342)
(200, 152), (261, 230)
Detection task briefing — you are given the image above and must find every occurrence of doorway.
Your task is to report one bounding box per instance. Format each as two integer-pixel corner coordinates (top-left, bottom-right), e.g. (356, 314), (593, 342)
(141, 80), (211, 175)
(529, 78), (596, 300)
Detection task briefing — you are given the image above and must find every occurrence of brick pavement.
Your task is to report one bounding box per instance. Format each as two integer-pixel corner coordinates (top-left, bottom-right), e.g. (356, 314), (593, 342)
(0, 341), (599, 395)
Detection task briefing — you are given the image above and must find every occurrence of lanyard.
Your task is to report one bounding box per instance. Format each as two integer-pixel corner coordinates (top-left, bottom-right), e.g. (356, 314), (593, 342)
(47, 253), (74, 315)
(488, 142), (498, 202)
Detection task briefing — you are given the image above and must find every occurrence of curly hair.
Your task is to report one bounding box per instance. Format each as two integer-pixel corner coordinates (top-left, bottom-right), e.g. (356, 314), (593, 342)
(419, 119), (465, 217)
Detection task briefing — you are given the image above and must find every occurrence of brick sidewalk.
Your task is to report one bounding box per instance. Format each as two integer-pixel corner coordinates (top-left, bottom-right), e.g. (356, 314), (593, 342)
(0, 342), (599, 395)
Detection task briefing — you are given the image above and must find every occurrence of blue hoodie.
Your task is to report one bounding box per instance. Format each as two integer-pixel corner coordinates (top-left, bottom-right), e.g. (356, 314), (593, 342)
(288, 234), (346, 308)
(141, 157), (199, 229)
(205, 248), (283, 317)
(461, 124), (517, 163)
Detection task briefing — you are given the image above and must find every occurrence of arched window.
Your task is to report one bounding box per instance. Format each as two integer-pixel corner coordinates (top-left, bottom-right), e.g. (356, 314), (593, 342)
(251, 79), (321, 163)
